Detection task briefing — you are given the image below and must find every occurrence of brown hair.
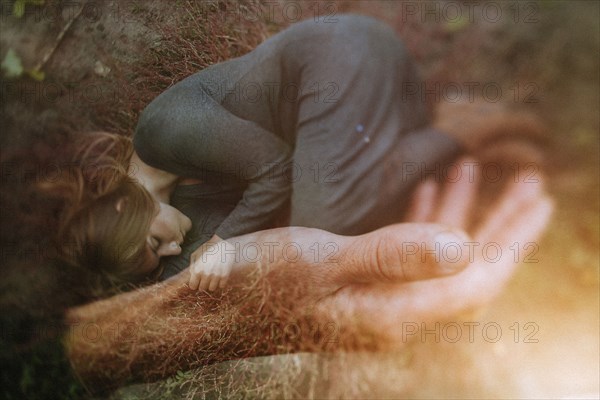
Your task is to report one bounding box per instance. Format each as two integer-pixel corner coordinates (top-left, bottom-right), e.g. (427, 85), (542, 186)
(40, 132), (158, 285)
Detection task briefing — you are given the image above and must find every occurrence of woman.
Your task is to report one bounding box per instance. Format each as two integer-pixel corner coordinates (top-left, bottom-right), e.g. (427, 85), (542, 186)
(58, 14), (543, 289)
(50, 132), (168, 286)
(128, 14), (543, 290)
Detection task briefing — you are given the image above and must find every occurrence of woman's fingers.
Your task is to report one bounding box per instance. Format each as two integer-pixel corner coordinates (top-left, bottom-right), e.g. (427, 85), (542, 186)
(188, 271), (221, 292)
(208, 276), (220, 292)
(334, 223), (471, 286)
(198, 274), (212, 292)
(188, 270), (201, 290)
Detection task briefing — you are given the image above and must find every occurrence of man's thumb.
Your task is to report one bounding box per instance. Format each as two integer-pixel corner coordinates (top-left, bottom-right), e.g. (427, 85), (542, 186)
(334, 223), (471, 285)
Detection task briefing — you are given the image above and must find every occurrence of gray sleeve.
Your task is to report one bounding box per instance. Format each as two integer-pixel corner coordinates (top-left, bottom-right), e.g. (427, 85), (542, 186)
(134, 86), (293, 239)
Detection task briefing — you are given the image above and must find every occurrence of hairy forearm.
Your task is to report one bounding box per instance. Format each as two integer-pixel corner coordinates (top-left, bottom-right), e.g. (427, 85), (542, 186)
(65, 272), (190, 387)
(63, 224), (456, 391)
(65, 273), (284, 390)
(63, 227), (345, 391)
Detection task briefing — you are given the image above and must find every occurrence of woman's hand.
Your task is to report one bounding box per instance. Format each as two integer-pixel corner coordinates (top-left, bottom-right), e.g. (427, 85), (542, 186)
(188, 234), (235, 291)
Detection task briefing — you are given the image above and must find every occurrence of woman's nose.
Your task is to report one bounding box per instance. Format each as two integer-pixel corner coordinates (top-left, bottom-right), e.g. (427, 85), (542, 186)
(157, 242), (182, 257)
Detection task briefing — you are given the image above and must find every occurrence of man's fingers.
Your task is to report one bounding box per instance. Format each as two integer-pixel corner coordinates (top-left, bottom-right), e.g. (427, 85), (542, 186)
(318, 195), (554, 337)
(405, 179), (438, 222)
(474, 179), (543, 243)
(428, 193), (554, 310)
(417, 191), (554, 314)
(494, 193), (554, 254)
(434, 157), (480, 228)
(336, 223), (471, 286)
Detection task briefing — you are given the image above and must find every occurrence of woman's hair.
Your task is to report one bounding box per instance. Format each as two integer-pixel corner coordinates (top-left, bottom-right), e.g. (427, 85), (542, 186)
(40, 132), (158, 286)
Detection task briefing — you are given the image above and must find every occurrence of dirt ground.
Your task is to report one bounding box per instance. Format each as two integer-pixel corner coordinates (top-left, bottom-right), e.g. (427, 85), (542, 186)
(1, 0), (598, 398)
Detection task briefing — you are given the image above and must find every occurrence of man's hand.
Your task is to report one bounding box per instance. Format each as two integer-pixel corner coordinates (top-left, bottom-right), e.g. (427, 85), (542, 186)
(65, 160), (553, 388)
(188, 234), (235, 291)
(347, 157), (554, 328)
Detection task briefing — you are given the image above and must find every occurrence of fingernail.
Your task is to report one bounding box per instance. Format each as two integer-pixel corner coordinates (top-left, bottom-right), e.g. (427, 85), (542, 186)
(435, 229), (468, 246)
(170, 242), (180, 249)
(434, 229), (470, 271)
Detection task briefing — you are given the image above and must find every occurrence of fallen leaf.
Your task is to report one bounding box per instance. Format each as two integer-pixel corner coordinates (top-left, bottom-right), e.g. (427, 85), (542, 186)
(1, 48), (24, 78)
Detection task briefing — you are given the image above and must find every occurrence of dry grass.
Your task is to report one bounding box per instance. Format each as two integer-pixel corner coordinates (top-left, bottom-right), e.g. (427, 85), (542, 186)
(93, 0), (271, 136)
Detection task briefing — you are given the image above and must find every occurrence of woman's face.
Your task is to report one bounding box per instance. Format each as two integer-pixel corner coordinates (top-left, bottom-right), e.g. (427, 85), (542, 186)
(141, 202), (192, 272)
